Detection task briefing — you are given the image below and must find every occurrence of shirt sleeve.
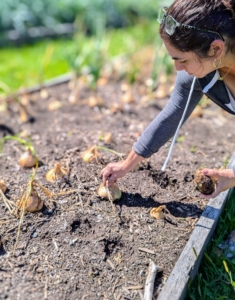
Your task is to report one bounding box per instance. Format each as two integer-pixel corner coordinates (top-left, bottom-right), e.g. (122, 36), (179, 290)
(133, 71), (203, 158)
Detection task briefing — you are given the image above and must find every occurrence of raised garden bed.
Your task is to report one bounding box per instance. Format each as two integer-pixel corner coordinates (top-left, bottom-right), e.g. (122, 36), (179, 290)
(0, 77), (235, 299)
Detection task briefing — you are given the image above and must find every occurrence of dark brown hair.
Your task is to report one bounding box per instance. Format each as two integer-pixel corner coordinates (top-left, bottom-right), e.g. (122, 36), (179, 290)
(160, 0), (235, 58)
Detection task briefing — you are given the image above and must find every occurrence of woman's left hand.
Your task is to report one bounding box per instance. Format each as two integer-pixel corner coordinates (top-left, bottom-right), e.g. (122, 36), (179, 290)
(200, 168), (235, 199)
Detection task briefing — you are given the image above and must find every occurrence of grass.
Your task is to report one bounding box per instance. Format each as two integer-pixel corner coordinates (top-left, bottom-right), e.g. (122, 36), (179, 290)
(186, 189), (235, 300)
(0, 20), (159, 95)
(0, 39), (74, 92)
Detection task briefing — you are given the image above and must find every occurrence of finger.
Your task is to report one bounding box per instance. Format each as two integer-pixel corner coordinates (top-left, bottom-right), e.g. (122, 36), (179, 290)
(202, 169), (218, 180)
(107, 174), (117, 186)
(101, 164), (113, 175)
(102, 170), (111, 185)
(100, 166), (107, 175)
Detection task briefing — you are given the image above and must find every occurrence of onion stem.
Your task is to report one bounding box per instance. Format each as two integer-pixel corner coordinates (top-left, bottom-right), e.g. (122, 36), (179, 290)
(0, 135), (39, 168)
(13, 169), (36, 255)
(96, 146), (125, 160)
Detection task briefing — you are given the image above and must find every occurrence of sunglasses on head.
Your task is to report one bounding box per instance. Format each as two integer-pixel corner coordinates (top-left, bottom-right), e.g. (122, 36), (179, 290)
(158, 7), (224, 41)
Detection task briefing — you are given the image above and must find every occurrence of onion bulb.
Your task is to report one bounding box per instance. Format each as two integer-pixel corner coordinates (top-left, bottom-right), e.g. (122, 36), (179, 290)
(46, 162), (68, 182)
(81, 146), (100, 163)
(121, 90), (134, 104)
(88, 96), (103, 108)
(18, 189), (43, 213)
(97, 183), (122, 201)
(103, 132), (112, 143)
(150, 206), (166, 220)
(0, 180), (7, 193)
(194, 168), (215, 195)
(19, 149), (37, 168)
(110, 102), (123, 114)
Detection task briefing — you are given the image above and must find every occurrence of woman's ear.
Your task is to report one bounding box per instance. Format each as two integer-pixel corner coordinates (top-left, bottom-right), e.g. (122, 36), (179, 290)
(209, 40), (225, 58)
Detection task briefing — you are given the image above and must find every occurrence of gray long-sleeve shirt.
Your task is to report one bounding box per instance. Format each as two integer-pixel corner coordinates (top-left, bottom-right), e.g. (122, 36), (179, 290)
(133, 70), (235, 158)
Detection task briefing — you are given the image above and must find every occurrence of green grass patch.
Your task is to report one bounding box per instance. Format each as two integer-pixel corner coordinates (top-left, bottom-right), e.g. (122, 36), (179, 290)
(0, 39), (75, 92)
(186, 189), (235, 300)
(0, 20), (159, 94)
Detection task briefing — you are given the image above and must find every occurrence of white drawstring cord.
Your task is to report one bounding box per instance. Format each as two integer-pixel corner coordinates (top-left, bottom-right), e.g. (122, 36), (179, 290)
(202, 71), (219, 93)
(161, 76), (197, 172)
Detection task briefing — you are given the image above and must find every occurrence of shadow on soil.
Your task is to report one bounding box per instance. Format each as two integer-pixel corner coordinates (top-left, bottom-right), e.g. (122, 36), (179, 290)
(116, 192), (203, 219)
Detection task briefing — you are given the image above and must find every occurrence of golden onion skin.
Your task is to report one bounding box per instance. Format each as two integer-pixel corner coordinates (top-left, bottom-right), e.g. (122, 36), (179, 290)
(97, 183), (122, 201)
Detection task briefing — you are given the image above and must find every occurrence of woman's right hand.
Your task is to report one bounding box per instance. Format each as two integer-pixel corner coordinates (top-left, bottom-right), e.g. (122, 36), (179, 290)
(100, 149), (144, 186)
(101, 161), (129, 186)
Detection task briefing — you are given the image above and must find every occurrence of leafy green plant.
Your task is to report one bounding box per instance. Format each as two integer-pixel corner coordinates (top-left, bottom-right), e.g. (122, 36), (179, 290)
(0, 0), (160, 35)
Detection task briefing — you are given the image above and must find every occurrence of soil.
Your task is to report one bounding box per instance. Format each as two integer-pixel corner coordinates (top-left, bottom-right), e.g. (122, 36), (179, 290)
(0, 76), (235, 300)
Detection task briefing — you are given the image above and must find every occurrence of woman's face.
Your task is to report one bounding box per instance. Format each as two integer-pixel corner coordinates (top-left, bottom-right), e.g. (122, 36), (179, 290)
(163, 41), (214, 78)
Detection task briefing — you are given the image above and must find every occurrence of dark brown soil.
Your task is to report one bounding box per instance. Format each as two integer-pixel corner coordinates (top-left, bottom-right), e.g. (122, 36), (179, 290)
(0, 78), (234, 300)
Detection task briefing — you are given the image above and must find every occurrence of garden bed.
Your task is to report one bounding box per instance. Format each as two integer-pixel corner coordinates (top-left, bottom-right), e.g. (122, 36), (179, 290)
(0, 77), (235, 299)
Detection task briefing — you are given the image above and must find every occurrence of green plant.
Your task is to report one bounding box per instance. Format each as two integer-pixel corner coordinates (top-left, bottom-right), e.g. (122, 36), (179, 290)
(223, 260), (235, 290)
(0, 20), (159, 94)
(126, 62), (140, 85)
(0, 0), (160, 35)
(190, 145), (197, 153)
(38, 44), (55, 83)
(150, 41), (174, 92)
(0, 135), (38, 166)
(223, 156), (230, 168)
(67, 8), (108, 91)
(176, 135), (185, 143)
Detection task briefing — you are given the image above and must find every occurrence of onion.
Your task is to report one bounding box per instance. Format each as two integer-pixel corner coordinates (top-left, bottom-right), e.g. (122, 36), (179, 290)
(97, 183), (122, 201)
(19, 149), (37, 168)
(46, 162), (68, 182)
(150, 206), (166, 220)
(18, 190), (43, 213)
(103, 132), (112, 143)
(110, 102), (123, 114)
(121, 90), (134, 104)
(81, 150), (95, 163)
(194, 169), (215, 195)
(81, 146), (100, 163)
(0, 180), (7, 193)
(88, 96), (103, 108)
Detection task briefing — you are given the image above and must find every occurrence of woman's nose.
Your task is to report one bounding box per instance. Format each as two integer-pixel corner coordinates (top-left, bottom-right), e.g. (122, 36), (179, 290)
(174, 61), (185, 71)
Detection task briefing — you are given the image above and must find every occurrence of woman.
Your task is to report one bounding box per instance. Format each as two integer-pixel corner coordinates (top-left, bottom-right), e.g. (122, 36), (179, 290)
(101, 0), (235, 199)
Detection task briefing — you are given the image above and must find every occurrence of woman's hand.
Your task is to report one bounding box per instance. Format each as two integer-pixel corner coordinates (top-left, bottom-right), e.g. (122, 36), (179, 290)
(101, 161), (129, 186)
(101, 149), (144, 186)
(200, 168), (235, 199)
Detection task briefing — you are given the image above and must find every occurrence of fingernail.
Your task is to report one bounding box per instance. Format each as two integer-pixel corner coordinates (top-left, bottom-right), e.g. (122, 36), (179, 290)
(203, 170), (208, 174)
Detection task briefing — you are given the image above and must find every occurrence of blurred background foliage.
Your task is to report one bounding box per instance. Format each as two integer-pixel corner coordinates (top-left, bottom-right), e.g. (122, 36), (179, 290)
(0, 0), (171, 34)
(0, 0), (174, 95)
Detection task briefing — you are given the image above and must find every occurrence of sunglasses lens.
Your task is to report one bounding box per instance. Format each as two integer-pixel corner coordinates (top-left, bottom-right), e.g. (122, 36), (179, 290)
(157, 7), (165, 24)
(165, 15), (176, 35)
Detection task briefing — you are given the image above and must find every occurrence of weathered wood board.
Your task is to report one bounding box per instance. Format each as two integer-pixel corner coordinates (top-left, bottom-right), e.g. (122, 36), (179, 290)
(157, 152), (235, 300)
